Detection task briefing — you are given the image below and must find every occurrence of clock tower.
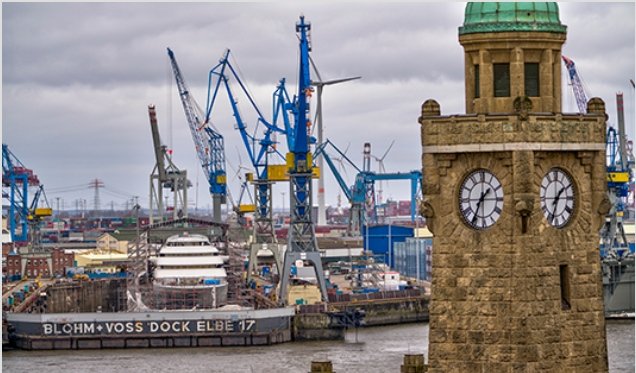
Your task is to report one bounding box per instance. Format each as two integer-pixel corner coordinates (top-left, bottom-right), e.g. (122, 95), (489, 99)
(419, 3), (610, 372)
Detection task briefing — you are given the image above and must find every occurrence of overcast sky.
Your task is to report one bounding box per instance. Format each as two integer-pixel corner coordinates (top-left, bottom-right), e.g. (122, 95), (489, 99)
(3, 2), (635, 216)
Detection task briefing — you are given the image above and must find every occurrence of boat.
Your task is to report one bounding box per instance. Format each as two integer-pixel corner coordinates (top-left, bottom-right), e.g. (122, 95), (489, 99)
(152, 232), (228, 310)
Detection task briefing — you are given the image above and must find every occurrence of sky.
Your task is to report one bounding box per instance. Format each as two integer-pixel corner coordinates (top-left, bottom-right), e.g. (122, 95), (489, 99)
(2, 2), (635, 216)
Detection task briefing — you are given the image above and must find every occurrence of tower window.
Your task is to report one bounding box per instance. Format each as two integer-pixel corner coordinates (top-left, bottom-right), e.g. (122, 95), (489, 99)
(474, 64), (480, 98)
(525, 63), (540, 97)
(559, 264), (571, 310)
(493, 63), (510, 97)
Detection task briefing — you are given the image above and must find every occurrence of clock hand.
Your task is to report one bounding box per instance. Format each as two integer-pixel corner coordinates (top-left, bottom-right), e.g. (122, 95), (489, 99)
(551, 187), (565, 222)
(472, 188), (491, 223)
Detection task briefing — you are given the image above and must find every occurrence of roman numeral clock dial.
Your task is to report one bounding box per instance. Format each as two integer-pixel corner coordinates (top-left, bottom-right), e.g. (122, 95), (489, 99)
(459, 169), (504, 230)
(540, 168), (575, 228)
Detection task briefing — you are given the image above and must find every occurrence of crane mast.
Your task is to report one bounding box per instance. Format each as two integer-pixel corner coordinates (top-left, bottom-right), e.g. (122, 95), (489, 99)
(278, 16), (328, 305)
(167, 48), (227, 222)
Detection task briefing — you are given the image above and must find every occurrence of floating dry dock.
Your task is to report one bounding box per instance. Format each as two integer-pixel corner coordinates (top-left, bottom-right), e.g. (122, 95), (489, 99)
(6, 308), (294, 350)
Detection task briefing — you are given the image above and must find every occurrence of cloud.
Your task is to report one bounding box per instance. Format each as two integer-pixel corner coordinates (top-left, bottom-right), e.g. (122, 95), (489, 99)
(2, 2), (634, 213)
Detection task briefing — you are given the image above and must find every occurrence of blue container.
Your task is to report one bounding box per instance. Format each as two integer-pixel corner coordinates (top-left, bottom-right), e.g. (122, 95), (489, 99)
(262, 266), (270, 275)
(204, 278), (220, 285)
(290, 266), (297, 276)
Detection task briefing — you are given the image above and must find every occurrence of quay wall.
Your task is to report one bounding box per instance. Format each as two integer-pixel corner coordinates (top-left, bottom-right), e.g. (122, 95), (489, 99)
(330, 296), (429, 326)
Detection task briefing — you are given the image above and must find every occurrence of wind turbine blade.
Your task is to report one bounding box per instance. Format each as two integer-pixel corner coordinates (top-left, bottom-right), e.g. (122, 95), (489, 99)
(309, 55), (323, 82)
(235, 146), (243, 166)
(381, 140), (395, 161)
(323, 76), (362, 86)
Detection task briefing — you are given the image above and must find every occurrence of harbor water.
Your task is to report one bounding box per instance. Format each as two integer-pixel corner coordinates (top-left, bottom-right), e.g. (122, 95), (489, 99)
(3, 320), (634, 372)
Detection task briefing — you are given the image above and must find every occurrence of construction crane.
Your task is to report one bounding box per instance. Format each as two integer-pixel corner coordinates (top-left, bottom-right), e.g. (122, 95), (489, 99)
(167, 49), (227, 223)
(2, 144), (42, 243)
(315, 140), (423, 235)
(277, 16), (329, 305)
(601, 93), (634, 255)
(315, 139), (365, 236)
(26, 184), (52, 252)
(562, 55), (589, 113)
(147, 104), (190, 224)
(203, 48), (288, 244)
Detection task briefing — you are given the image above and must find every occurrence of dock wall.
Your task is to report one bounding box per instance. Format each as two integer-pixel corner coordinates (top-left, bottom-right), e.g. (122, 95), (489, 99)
(6, 308), (294, 350)
(330, 296), (429, 326)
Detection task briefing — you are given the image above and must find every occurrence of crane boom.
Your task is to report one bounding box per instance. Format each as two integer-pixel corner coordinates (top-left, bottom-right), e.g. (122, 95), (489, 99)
(167, 48), (227, 221)
(562, 55), (589, 113)
(148, 105), (167, 182)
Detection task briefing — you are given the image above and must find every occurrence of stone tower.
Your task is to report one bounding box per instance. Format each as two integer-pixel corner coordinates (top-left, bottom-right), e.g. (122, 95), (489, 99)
(419, 3), (610, 372)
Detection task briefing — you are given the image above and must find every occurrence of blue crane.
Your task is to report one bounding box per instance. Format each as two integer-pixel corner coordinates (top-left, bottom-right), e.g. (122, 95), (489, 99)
(167, 48), (227, 223)
(2, 144), (40, 243)
(562, 55), (589, 113)
(314, 140), (365, 235)
(601, 93), (634, 256)
(277, 16), (329, 305)
(203, 49), (288, 243)
(315, 140), (423, 235)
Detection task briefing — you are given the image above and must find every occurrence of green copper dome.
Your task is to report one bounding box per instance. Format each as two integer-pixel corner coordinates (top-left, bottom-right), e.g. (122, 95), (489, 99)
(459, 2), (567, 35)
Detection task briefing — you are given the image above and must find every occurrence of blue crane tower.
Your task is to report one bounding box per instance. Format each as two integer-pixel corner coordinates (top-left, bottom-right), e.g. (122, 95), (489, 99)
(203, 48), (287, 244)
(167, 49), (227, 223)
(2, 144), (51, 246)
(203, 48), (291, 284)
(277, 16), (329, 305)
(602, 93), (634, 255)
(3, 144), (38, 243)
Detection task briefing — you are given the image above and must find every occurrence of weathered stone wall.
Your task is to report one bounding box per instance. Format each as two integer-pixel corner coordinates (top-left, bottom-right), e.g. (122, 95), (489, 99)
(459, 31), (566, 114)
(419, 103), (609, 372)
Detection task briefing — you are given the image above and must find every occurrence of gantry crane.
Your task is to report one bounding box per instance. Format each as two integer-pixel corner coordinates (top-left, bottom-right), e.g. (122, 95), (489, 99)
(147, 104), (190, 224)
(203, 48), (287, 244)
(601, 93), (634, 255)
(2, 144), (44, 243)
(167, 49), (227, 223)
(26, 184), (52, 252)
(315, 140), (422, 235)
(277, 16), (329, 305)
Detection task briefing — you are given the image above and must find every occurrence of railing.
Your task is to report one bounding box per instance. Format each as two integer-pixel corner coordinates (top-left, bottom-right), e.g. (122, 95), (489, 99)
(327, 289), (425, 303)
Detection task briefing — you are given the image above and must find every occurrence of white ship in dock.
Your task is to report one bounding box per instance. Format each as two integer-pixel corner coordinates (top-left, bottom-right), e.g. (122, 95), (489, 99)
(152, 233), (228, 310)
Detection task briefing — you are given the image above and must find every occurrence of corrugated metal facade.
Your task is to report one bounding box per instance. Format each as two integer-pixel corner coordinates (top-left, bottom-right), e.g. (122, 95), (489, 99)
(362, 225), (414, 267)
(393, 237), (433, 281)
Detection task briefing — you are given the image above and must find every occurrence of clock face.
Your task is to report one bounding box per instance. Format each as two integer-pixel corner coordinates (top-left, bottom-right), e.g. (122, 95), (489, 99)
(459, 169), (504, 230)
(540, 168), (575, 228)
